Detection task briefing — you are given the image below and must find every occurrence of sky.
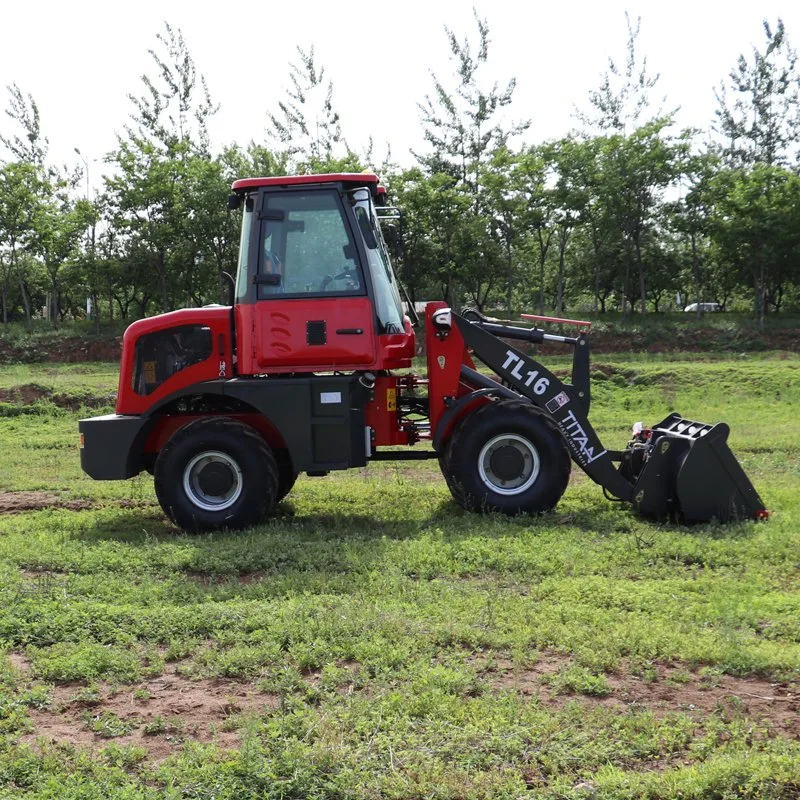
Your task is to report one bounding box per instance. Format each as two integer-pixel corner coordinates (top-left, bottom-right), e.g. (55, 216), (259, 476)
(1, 0), (798, 188)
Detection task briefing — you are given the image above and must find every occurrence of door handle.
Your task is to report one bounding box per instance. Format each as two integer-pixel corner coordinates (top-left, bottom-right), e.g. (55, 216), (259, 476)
(336, 328), (364, 335)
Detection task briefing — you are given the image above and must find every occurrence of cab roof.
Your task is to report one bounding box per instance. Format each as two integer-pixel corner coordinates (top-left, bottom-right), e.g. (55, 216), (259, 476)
(231, 173), (380, 193)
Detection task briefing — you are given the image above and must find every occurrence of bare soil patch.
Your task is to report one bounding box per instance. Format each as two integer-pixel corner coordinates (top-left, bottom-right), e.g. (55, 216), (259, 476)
(480, 654), (799, 737)
(0, 384), (115, 410)
(19, 661), (278, 761)
(0, 491), (94, 514)
(0, 336), (121, 364)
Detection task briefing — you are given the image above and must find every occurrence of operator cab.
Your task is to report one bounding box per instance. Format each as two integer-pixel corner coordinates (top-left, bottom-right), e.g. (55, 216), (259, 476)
(230, 173), (414, 375)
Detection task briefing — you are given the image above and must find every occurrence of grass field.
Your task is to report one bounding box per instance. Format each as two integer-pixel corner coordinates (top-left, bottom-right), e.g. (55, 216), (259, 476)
(0, 355), (799, 798)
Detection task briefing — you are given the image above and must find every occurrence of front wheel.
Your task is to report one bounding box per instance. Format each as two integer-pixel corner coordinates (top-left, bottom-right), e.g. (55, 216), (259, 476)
(154, 417), (278, 532)
(443, 400), (571, 515)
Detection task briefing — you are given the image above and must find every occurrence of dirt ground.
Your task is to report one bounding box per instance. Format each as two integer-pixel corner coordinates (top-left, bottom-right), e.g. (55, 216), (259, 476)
(0, 336), (121, 364)
(9, 649), (798, 763)
(0, 491), (94, 514)
(0, 384), (115, 410)
(12, 655), (274, 761)
(480, 655), (799, 736)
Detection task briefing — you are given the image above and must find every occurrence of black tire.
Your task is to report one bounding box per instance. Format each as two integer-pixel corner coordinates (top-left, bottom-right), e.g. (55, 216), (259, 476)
(154, 416), (278, 532)
(443, 400), (571, 515)
(274, 448), (299, 502)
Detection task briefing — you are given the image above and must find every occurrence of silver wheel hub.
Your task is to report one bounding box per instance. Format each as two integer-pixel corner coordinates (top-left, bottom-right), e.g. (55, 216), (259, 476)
(478, 434), (540, 495)
(183, 450), (243, 512)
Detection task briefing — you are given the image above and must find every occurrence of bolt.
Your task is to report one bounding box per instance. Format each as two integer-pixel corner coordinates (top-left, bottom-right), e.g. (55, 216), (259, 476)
(635, 490), (645, 504)
(578, 391), (585, 397)
(661, 440), (670, 454)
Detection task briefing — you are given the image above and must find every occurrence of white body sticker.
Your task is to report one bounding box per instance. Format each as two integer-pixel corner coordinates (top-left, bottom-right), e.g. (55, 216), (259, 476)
(501, 350), (550, 395)
(320, 391), (342, 404)
(560, 409), (607, 465)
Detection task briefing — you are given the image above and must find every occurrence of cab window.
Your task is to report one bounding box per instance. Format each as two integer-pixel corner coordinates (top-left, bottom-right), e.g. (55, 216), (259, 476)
(256, 190), (363, 299)
(132, 326), (213, 396)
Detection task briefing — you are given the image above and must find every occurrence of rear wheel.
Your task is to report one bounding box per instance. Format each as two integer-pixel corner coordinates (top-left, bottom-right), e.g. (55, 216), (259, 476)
(154, 417), (278, 532)
(443, 400), (570, 515)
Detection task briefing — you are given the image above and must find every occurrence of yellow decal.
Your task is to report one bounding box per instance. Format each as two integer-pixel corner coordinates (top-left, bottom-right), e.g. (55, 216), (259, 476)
(143, 360), (156, 384)
(386, 388), (397, 411)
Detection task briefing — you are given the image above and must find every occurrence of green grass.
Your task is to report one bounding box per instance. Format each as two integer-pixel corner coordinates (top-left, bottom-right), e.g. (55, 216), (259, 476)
(0, 356), (799, 798)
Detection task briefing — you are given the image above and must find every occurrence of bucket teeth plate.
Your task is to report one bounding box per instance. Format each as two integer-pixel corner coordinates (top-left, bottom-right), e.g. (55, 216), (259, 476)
(631, 414), (766, 523)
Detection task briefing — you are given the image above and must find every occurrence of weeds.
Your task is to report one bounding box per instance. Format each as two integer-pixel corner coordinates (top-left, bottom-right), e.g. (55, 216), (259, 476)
(0, 357), (799, 797)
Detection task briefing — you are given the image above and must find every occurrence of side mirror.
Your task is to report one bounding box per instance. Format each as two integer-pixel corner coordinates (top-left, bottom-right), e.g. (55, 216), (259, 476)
(227, 194), (242, 211)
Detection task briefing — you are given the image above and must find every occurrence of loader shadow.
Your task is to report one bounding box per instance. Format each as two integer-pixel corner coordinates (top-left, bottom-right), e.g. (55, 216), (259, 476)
(71, 490), (758, 568)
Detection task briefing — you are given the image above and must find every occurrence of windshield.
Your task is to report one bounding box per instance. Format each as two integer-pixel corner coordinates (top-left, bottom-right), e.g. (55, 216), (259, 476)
(351, 190), (405, 334)
(234, 196), (255, 302)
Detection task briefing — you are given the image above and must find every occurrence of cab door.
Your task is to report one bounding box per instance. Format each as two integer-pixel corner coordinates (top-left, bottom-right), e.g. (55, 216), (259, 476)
(249, 188), (377, 371)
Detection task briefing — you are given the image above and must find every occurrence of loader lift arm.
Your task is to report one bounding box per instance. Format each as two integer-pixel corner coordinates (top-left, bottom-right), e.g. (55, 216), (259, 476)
(450, 311), (635, 503)
(441, 309), (766, 522)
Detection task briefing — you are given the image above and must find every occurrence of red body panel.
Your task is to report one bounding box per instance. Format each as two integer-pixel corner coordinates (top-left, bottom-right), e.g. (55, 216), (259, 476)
(232, 173), (379, 192)
(365, 375), (410, 447)
(424, 303), (478, 442)
(116, 308), (232, 416)
(235, 298), (414, 375)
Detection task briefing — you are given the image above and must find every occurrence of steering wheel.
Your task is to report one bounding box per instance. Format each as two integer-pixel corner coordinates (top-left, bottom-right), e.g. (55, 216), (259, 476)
(320, 268), (360, 292)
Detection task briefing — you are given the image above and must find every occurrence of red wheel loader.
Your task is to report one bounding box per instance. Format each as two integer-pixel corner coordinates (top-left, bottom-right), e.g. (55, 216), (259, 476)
(79, 173), (767, 531)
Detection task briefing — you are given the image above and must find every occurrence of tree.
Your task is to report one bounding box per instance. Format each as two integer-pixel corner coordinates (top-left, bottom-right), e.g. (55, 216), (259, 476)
(267, 46), (352, 172)
(714, 19), (800, 169)
(0, 84), (47, 167)
(416, 12), (526, 189)
(0, 161), (46, 326)
(574, 13), (685, 315)
(711, 164), (800, 328)
(513, 146), (556, 314)
(413, 13), (527, 310)
(562, 137), (621, 313)
(107, 23), (221, 313)
(37, 192), (92, 326)
(483, 146), (528, 312)
(666, 149), (719, 316)
(576, 13), (667, 135)
(388, 168), (472, 306)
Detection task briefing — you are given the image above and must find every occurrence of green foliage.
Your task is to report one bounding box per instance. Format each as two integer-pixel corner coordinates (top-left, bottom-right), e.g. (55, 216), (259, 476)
(0, 357), (799, 795)
(4, 16), (800, 330)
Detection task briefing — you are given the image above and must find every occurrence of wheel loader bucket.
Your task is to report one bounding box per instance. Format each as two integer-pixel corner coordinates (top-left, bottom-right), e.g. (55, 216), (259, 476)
(631, 414), (766, 523)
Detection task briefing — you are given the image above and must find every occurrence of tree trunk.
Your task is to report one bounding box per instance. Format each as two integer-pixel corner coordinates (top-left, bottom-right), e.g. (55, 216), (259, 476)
(556, 225), (570, 316)
(622, 246), (632, 318)
(635, 236), (646, 315)
(505, 247), (513, 315)
(92, 290), (100, 334)
(17, 275), (32, 330)
(754, 265), (765, 330)
(50, 278), (60, 328)
(690, 230), (702, 320)
(158, 251), (169, 312)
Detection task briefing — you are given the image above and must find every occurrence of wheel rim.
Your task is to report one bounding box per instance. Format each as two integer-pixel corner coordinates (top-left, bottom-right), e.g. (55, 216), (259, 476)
(182, 450), (243, 512)
(477, 434), (540, 495)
